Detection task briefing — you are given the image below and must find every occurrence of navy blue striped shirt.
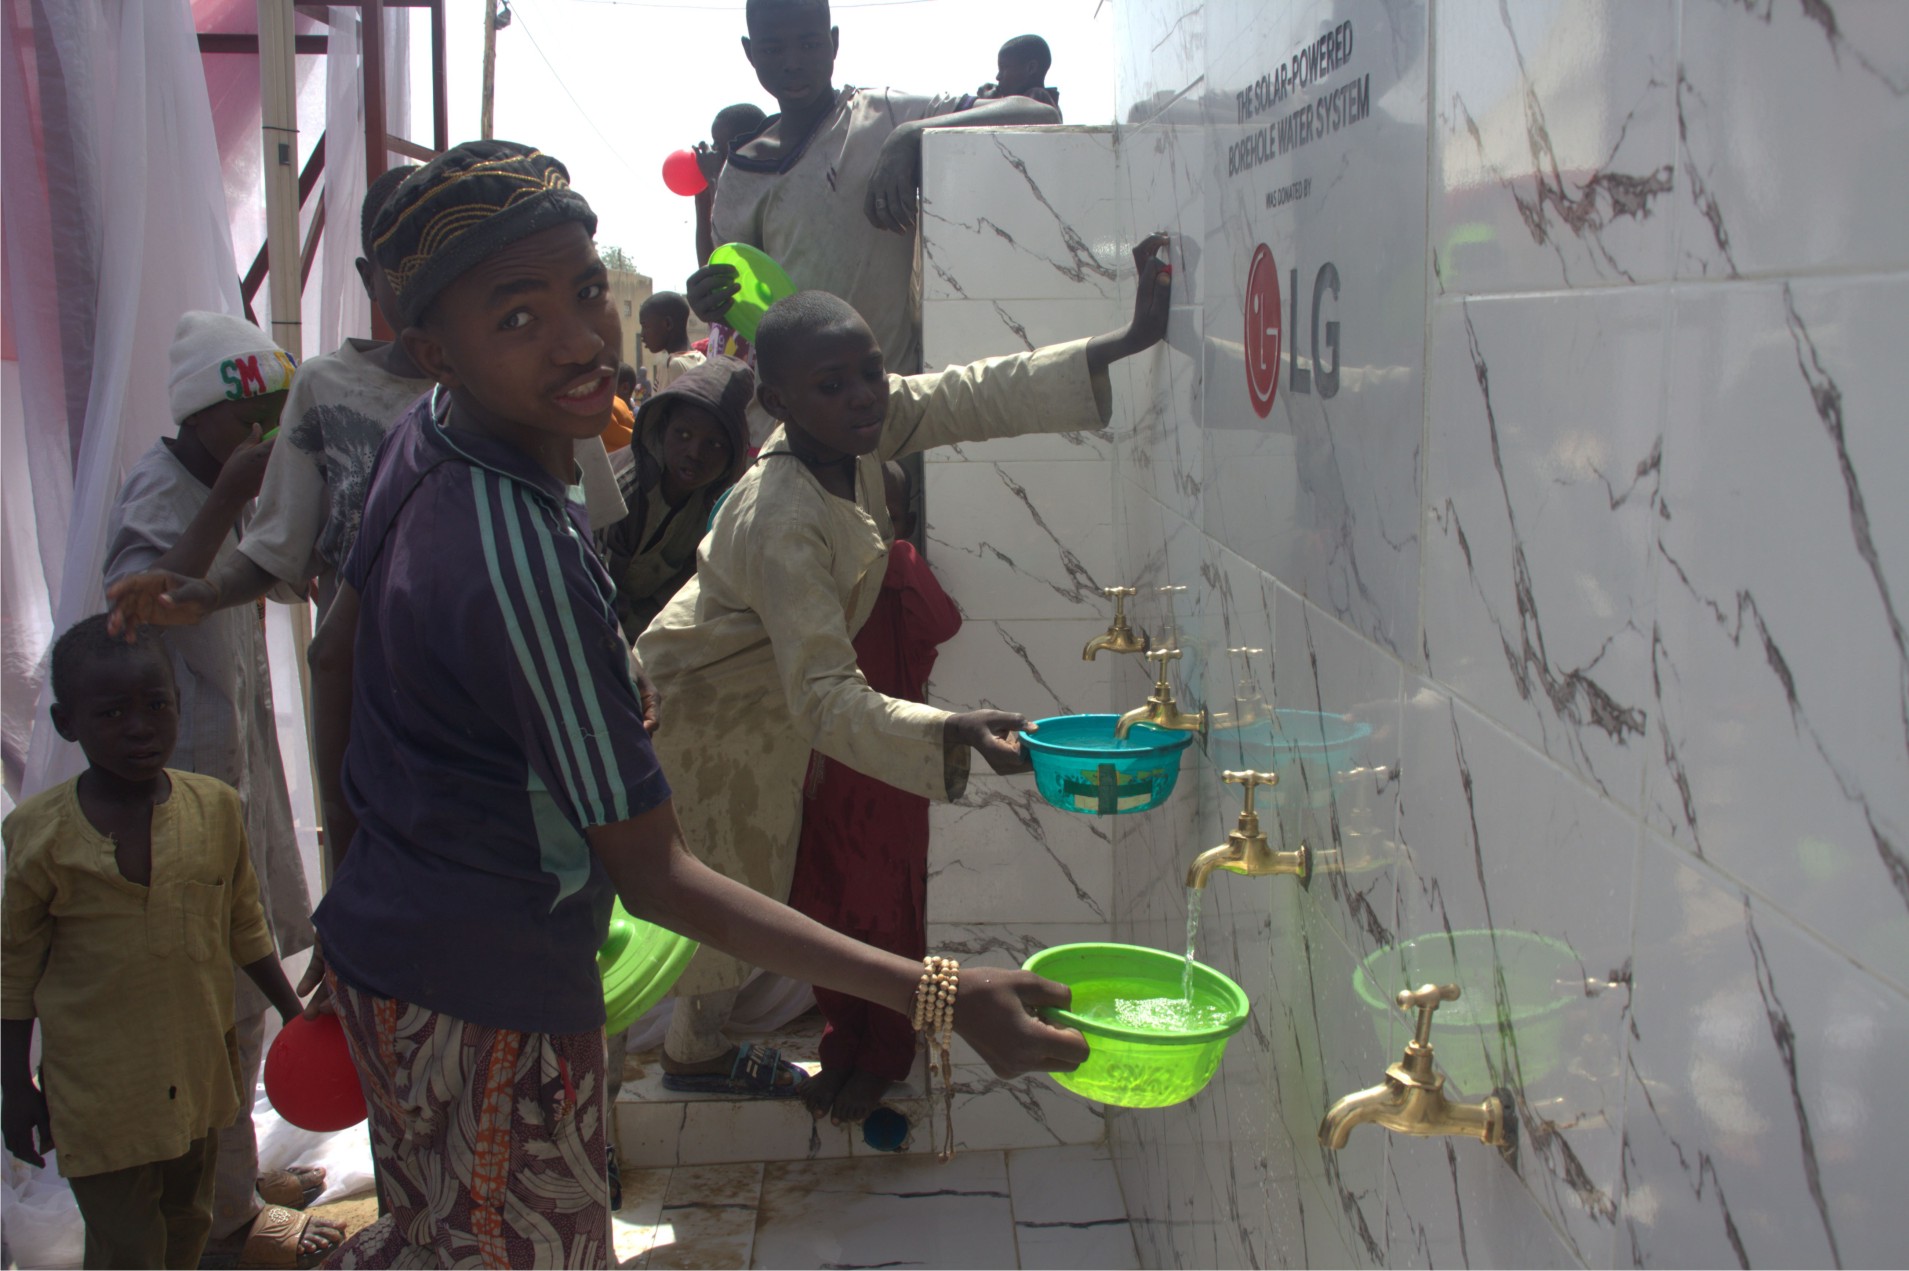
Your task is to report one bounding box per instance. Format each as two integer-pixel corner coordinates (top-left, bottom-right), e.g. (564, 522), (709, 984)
(315, 390), (670, 1034)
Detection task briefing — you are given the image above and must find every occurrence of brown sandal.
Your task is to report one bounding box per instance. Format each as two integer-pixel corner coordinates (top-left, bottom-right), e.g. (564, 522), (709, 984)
(255, 1165), (325, 1209)
(236, 1205), (345, 1270)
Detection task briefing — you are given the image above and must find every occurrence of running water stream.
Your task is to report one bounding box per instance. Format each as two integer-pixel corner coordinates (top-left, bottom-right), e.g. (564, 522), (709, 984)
(1182, 886), (1204, 1001)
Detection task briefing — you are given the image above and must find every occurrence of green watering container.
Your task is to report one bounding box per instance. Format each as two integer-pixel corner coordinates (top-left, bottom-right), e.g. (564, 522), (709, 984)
(1018, 714), (1193, 816)
(1024, 943), (1249, 1108)
(707, 242), (797, 342)
(599, 899), (699, 1035)
(1354, 930), (1581, 1093)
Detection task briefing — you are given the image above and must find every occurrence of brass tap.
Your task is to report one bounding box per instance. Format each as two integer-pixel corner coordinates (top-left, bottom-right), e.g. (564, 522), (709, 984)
(1186, 771), (1309, 890)
(1083, 586), (1149, 660)
(1207, 647), (1269, 730)
(1113, 648), (1207, 740)
(1318, 984), (1510, 1151)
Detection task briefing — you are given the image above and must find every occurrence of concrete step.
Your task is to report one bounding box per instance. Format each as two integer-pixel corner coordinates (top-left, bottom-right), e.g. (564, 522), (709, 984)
(612, 1012), (1108, 1169)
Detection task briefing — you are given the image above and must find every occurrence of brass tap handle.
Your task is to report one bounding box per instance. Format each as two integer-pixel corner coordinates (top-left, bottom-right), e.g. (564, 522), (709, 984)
(1222, 769), (1279, 816)
(1101, 586), (1138, 600)
(1228, 646), (1264, 658)
(1145, 648), (1183, 667)
(1397, 983), (1462, 1049)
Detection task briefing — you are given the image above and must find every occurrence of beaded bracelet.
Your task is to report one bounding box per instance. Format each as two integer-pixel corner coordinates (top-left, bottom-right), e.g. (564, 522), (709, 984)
(913, 955), (960, 1161)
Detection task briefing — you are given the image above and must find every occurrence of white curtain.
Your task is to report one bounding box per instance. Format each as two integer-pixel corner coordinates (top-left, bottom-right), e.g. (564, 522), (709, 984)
(319, 3), (410, 355)
(2, 0), (244, 807)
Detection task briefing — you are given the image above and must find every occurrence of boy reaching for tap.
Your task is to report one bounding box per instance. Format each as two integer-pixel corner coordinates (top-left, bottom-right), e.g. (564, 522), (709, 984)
(635, 234), (1172, 1100)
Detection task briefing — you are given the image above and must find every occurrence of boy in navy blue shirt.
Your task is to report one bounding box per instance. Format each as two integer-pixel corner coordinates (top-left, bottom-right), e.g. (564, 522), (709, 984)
(301, 141), (1087, 1263)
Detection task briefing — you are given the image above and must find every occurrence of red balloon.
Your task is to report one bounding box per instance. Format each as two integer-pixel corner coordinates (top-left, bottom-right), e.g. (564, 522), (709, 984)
(662, 148), (708, 197)
(263, 1013), (368, 1133)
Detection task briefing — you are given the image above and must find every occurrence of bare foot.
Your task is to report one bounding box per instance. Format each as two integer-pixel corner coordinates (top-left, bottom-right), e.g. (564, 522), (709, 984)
(830, 1069), (893, 1125)
(800, 1066), (852, 1118)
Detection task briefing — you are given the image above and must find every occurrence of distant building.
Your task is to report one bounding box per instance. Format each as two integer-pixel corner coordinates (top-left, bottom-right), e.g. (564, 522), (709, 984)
(607, 267), (653, 372)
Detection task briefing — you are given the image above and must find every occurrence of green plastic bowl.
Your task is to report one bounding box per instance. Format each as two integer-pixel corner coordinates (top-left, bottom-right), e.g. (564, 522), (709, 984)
(1024, 942), (1249, 1108)
(599, 899), (699, 1035)
(707, 242), (797, 342)
(1354, 930), (1580, 1093)
(1018, 715), (1193, 816)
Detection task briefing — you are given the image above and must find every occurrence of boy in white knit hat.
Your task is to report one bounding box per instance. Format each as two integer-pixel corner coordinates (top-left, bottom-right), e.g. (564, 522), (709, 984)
(94, 311), (344, 1264)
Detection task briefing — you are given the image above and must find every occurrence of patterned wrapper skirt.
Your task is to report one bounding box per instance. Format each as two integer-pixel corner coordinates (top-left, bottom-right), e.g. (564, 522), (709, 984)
(324, 971), (610, 1268)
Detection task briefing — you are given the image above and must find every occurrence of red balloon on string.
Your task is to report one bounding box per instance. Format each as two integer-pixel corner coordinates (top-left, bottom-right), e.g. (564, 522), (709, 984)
(263, 1013), (368, 1132)
(662, 149), (708, 197)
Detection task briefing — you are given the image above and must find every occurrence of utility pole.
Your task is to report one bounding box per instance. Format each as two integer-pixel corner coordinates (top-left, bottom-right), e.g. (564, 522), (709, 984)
(481, 0), (497, 140)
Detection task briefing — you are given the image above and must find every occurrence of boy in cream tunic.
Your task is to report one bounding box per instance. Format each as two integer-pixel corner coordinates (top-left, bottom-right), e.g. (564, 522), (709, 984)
(638, 237), (1171, 1092)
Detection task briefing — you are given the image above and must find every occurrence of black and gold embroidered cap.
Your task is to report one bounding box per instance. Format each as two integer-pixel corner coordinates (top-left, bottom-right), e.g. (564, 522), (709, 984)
(370, 140), (598, 327)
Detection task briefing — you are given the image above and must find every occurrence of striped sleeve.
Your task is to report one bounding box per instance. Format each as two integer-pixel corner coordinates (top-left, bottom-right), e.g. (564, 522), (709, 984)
(468, 467), (669, 830)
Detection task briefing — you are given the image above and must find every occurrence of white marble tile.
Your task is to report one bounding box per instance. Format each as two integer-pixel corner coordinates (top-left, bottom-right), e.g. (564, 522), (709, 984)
(1200, 0), (1430, 657)
(647, 1162), (763, 1270)
(924, 617), (1117, 720)
(927, 773), (1116, 927)
(1620, 834), (1909, 1268)
(612, 1166), (673, 1270)
(1394, 686), (1640, 1264)
(924, 460), (1114, 621)
(1651, 277), (1909, 991)
(1012, 1145), (1141, 1270)
(920, 298), (1119, 465)
(922, 129), (1121, 305)
(1433, 0), (1678, 293)
(754, 1152), (1018, 1270)
(1674, 0), (1909, 279)
(1112, 0), (1205, 127)
(1423, 292), (1661, 807)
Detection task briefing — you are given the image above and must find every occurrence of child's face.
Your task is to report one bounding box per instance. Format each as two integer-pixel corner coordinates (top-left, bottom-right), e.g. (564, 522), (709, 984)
(51, 652), (178, 785)
(743, 7), (838, 113)
(638, 311), (675, 354)
(187, 391), (287, 462)
(995, 53), (1032, 94)
(760, 319), (890, 463)
(658, 404), (733, 496)
(405, 222), (622, 447)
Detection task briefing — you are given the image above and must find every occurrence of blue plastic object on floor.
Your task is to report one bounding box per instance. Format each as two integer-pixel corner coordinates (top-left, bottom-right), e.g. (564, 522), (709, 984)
(862, 1106), (910, 1152)
(1018, 713), (1193, 816)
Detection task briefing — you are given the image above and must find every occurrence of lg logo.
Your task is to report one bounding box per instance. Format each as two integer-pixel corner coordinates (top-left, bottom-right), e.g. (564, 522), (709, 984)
(1244, 243), (1341, 419)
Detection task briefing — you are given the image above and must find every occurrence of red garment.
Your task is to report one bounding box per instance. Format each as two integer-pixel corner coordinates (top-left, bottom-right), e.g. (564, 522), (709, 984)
(788, 539), (962, 1081)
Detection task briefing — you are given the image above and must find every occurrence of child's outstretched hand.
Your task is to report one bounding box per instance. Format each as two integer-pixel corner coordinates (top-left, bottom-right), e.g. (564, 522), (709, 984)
(2, 1075), (54, 1167)
(946, 709), (1033, 776)
(1085, 232), (1173, 376)
(952, 966), (1089, 1078)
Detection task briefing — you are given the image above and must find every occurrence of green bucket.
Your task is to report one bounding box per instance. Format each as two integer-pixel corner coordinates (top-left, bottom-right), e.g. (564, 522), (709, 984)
(599, 899), (699, 1035)
(1354, 930), (1580, 1093)
(1024, 943), (1249, 1108)
(707, 242), (797, 342)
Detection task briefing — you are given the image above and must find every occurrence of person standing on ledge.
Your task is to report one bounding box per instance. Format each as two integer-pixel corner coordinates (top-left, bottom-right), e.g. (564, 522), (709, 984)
(687, 0), (1059, 376)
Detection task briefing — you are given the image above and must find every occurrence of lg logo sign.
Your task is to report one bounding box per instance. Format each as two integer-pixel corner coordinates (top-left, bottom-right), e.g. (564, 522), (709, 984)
(1244, 243), (1341, 419)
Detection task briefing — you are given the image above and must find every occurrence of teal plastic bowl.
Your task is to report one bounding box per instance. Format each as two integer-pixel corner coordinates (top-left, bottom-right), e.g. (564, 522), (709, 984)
(599, 899), (699, 1035)
(1018, 714), (1193, 816)
(1354, 930), (1581, 1093)
(1025, 942), (1249, 1108)
(1209, 709), (1373, 809)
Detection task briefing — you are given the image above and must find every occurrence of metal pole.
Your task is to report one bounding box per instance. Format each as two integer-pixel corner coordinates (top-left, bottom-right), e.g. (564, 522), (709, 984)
(257, 0), (301, 360)
(480, 0), (497, 140)
(431, 0), (449, 151)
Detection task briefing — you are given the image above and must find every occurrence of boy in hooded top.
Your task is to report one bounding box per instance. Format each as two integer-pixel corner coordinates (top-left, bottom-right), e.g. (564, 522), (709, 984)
(300, 140), (1086, 1264)
(636, 235), (1172, 1096)
(602, 355), (755, 640)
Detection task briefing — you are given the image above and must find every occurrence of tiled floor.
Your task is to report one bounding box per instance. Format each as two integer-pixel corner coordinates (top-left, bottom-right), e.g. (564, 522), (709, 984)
(610, 1144), (1139, 1270)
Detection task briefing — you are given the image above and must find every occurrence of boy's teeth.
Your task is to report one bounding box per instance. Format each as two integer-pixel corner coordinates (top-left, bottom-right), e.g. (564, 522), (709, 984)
(564, 376), (603, 398)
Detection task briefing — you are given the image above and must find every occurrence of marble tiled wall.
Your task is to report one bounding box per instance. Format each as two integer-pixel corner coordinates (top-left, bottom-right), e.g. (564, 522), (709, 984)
(1101, 1), (1909, 1268)
(917, 129), (1128, 1151)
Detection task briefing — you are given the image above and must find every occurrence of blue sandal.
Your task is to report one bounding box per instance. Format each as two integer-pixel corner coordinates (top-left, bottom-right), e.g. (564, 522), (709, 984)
(660, 1043), (806, 1097)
